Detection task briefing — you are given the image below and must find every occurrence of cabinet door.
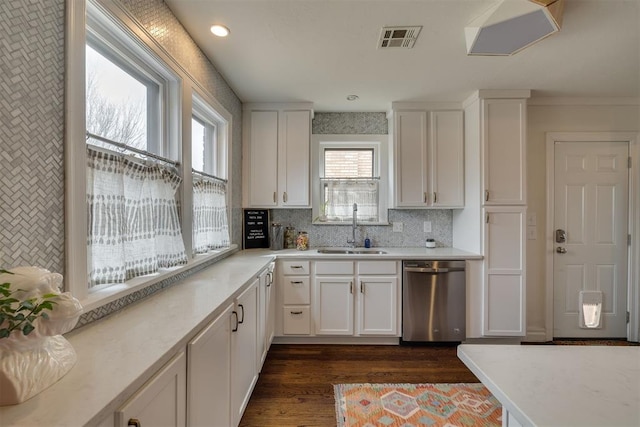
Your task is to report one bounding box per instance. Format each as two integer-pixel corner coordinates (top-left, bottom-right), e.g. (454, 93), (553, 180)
(248, 111), (279, 207)
(482, 99), (526, 205)
(231, 280), (258, 426)
(116, 351), (187, 427)
(265, 265), (276, 351)
(394, 111), (428, 207)
(279, 110), (310, 207)
(483, 207), (526, 336)
(257, 268), (269, 370)
(430, 111), (464, 207)
(187, 304), (233, 427)
(314, 277), (354, 335)
(357, 276), (398, 336)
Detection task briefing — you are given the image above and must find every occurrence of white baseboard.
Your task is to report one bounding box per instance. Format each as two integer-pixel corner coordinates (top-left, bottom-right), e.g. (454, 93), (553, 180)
(524, 328), (549, 343)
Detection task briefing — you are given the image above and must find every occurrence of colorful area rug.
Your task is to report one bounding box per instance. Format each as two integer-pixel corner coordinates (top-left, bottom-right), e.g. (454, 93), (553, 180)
(334, 383), (502, 427)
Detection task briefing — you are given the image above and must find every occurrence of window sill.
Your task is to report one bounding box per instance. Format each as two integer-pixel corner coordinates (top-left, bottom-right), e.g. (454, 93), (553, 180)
(79, 244), (238, 312)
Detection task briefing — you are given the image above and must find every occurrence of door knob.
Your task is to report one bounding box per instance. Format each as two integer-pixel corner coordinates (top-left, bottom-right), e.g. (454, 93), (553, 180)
(556, 247), (567, 254)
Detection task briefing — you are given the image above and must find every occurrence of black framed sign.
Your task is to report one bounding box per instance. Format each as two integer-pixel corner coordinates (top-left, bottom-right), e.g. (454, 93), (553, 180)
(243, 209), (269, 249)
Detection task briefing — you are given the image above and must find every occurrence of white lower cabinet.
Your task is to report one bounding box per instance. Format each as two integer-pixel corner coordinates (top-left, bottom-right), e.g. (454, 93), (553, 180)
(257, 263), (276, 370)
(277, 260), (312, 335)
(187, 303), (234, 427)
(116, 351), (187, 427)
(231, 279), (259, 426)
(314, 261), (400, 337)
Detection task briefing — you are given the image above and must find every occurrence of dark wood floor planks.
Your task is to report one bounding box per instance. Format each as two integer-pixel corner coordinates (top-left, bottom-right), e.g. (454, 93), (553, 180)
(239, 344), (479, 427)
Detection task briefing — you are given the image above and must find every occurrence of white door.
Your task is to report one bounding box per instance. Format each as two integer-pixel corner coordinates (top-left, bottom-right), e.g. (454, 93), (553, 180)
(314, 277), (354, 335)
(357, 277), (398, 336)
(553, 141), (629, 338)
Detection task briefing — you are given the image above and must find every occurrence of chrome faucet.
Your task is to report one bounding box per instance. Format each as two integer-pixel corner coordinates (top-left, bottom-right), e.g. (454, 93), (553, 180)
(347, 203), (358, 247)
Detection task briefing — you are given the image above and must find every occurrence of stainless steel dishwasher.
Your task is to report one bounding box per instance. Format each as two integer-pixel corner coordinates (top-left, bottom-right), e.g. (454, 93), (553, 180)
(402, 260), (466, 343)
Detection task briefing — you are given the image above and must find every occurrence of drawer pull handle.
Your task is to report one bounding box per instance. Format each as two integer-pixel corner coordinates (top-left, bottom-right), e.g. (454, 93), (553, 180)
(231, 311), (239, 332)
(273, 191), (277, 203)
(485, 190), (489, 202)
(423, 192), (427, 203)
(360, 281), (364, 294)
(291, 281), (303, 284)
(283, 191), (288, 203)
(433, 192), (437, 204)
(290, 310), (303, 315)
(128, 419), (141, 427)
(291, 265), (304, 269)
(266, 272), (272, 287)
(350, 281), (353, 294)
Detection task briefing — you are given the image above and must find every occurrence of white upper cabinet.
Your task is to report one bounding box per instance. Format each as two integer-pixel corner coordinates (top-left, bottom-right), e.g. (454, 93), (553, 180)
(482, 98), (527, 205)
(430, 110), (464, 207)
(243, 103), (313, 208)
(393, 109), (464, 208)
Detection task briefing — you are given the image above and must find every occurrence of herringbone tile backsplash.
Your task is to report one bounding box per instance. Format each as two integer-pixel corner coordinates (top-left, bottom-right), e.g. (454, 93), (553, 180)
(0, 0), (66, 273)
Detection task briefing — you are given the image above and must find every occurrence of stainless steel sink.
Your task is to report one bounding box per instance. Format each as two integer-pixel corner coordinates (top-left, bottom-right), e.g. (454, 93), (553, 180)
(317, 248), (387, 255)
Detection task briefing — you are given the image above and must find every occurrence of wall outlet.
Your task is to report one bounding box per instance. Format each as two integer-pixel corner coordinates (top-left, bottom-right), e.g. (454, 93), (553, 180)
(392, 222), (403, 232)
(423, 221), (432, 233)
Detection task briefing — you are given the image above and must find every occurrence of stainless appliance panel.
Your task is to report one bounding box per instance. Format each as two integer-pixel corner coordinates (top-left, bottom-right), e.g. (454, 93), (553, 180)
(402, 260), (466, 342)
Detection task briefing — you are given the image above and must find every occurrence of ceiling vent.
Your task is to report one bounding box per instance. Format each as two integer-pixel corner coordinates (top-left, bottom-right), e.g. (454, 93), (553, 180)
(378, 26), (422, 49)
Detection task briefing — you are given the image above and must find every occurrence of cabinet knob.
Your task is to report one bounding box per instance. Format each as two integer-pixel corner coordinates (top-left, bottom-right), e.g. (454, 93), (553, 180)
(128, 419), (141, 427)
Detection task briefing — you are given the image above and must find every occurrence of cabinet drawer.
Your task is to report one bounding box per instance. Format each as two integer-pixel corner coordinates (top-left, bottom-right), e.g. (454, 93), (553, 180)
(315, 261), (354, 275)
(280, 260), (310, 275)
(282, 306), (311, 335)
(282, 276), (310, 304)
(358, 261), (397, 275)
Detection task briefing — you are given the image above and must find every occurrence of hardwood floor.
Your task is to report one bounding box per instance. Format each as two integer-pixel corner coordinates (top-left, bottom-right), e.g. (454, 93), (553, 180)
(240, 344), (479, 427)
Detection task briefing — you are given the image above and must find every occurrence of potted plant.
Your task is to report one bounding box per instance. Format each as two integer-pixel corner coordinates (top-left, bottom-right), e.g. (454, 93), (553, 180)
(0, 267), (83, 406)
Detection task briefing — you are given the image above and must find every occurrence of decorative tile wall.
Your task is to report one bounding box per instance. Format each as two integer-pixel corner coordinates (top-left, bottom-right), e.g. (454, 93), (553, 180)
(271, 209), (452, 248)
(0, 0), (66, 273)
(274, 112), (454, 248)
(313, 112), (388, 134)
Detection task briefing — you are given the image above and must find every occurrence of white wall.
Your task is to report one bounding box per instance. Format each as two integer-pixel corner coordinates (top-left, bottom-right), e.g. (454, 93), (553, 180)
(526, 101), (640, 339)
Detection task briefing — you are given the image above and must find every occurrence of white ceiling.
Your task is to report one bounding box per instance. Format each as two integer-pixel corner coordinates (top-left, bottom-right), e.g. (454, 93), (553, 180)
(164, 0), (640, 112)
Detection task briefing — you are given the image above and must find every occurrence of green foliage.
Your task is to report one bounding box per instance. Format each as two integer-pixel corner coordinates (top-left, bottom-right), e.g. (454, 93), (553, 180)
(0, 270), (58, 339)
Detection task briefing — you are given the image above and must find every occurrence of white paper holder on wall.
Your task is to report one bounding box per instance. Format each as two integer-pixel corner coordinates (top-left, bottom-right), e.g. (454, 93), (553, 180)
(579, 291), (602, 329)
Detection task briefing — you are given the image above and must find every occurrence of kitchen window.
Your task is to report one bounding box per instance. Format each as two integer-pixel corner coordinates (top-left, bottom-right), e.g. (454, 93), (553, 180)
(312, 135), (389, 224)
(65, 0), (233, 310)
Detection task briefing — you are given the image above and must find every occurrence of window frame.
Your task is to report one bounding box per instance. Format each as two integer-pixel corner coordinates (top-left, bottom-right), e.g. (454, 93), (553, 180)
(311, 134), (390, 225)
(66, 0), (234, 311)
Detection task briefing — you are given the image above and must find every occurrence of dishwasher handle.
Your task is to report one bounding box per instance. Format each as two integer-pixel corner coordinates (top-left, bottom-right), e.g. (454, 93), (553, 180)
(404, 267), (453, 273)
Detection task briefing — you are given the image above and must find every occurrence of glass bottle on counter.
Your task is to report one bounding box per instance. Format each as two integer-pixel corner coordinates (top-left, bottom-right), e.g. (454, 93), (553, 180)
(284, 226), (296, 249)
(296, 231), (309, 251)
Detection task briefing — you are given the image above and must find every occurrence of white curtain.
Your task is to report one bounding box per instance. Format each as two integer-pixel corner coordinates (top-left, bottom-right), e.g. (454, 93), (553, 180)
(193, 177), (230, 253)
(323, 179), (379, 222)
(87, 148), (187, 287)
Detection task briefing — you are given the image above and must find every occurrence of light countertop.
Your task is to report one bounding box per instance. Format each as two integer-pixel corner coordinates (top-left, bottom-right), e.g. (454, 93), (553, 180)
(244, 246), (483, 260)
(457, 344), (640, 426)
(0, 251), (275, 427)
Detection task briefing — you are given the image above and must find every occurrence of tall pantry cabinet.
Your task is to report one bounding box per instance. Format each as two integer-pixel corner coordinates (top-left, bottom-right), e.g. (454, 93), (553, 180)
(453, 90), (529, 338)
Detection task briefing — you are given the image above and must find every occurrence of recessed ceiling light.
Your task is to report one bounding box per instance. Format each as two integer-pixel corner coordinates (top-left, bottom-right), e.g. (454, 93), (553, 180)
(210, 25), (230, 37)
(346, 95), (359, 101)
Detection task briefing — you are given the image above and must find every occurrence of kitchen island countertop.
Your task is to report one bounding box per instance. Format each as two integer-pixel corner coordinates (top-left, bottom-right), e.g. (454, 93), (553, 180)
(457, 344), (640, 426)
